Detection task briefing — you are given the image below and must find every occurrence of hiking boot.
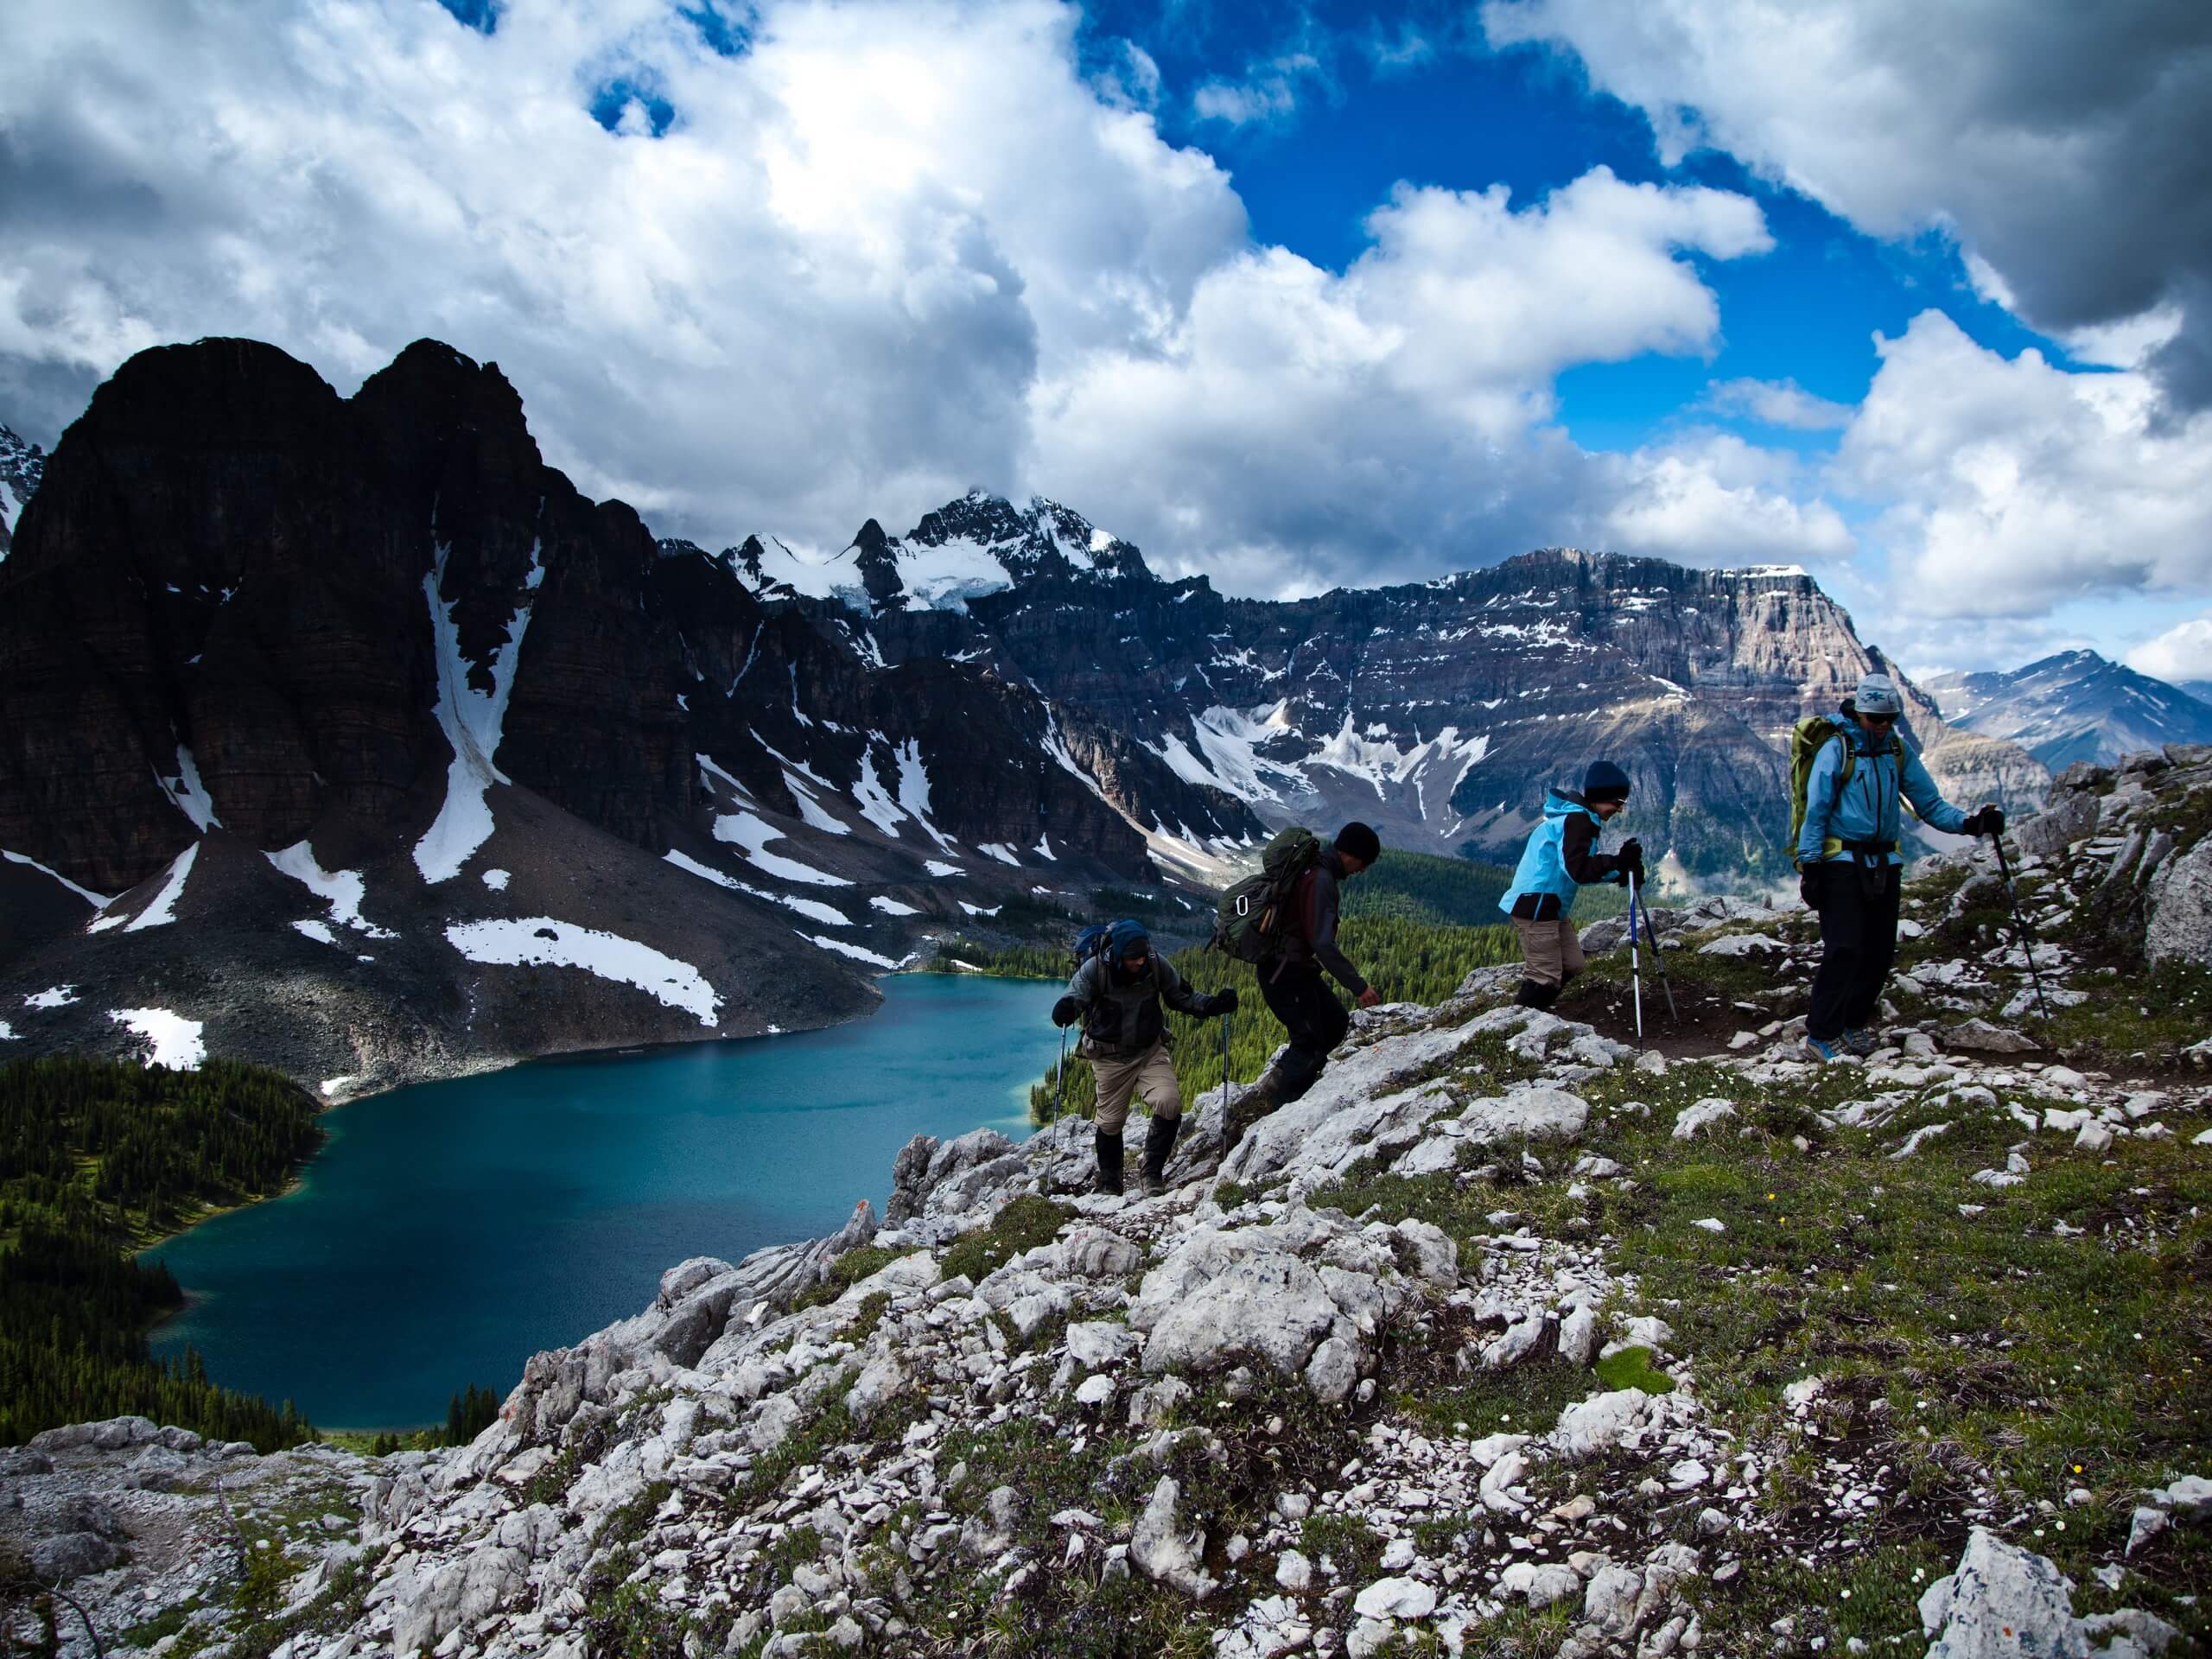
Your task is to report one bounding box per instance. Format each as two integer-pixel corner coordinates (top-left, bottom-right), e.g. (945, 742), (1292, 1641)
(1841, 1027), (1879, 1056)
(1141, 1114), (1182, 1198)
(1515, 978), (1560, 1010)
(1093, 1131), (1124, 1196)
(1802, 1035), (1845, 1064)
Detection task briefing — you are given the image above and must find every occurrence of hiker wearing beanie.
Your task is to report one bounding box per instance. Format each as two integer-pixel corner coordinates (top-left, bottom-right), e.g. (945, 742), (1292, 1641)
(1796, 672), (1999, 1062)
(1231, 823), (1382, 1132)
(1497, 760), (1643, 1010)
(1052, 918), (1236, 1196)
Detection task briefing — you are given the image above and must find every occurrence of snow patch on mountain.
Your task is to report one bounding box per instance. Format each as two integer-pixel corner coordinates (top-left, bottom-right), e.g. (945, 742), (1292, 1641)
(267, 840), (397, 938)
(869, 895), (921, 916)
(665, 849), (854, 927)
(155, 746), (222, 832)
(445, 918), (721, 1027)
(781, 770), (851, 836)
(416, 541), (539, 884)
(124, 842), (198, 931)
(711, 812), (853, 887)
(850, 744), (907, 836)
(109, 1007), (206, 1069)
(801, 932), (904, 969)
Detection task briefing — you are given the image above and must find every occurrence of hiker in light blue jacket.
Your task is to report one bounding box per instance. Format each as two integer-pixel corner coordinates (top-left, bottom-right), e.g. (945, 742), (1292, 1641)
(1498, 760), (1642, 1009)
(1796, 672), (2002, 1061)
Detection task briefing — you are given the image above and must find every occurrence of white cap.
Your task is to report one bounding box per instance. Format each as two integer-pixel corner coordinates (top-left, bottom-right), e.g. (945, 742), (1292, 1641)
(1853, 672), (1904, 716)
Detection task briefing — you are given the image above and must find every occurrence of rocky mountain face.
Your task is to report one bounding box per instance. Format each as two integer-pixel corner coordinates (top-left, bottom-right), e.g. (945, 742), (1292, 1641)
(0, 423), (46, 561)
(1922, 651), (2212, 770)
(7, 791), (2209, 1652)
(735, 514), (2047, 881)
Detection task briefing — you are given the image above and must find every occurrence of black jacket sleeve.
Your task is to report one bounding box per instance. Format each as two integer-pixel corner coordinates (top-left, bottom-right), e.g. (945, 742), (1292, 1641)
(1560, 814), (1624, 886)
(1304, 867), (1370, 995)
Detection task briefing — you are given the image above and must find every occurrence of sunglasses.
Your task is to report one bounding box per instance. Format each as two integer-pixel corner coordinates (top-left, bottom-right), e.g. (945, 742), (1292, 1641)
(1862, 713), (1897, 726)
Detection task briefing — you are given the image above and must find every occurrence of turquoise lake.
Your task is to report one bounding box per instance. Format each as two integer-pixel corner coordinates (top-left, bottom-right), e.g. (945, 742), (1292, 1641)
(148, 974), (1062, 1429)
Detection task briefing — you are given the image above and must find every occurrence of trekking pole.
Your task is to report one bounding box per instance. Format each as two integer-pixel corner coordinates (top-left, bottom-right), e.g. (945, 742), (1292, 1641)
(1052, 1027), (1068, 1125)
(1626, 870), (1644, 1047)
(1989, 830), (2056, 1026)
(1637, 884), (1679, 1027)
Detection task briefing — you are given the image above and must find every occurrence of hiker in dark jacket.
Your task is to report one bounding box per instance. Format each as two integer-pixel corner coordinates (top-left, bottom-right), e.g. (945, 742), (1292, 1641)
(1498, 760), (1642, 1009)
(1228, 823), (1382, 1142)
(1796, 672), (1998, 1062)
(1052, 918), (1236, 1196)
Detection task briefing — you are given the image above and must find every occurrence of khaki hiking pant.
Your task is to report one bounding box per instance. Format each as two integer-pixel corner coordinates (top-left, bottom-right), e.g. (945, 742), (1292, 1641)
(1513, 916), (1586, 990)
(1086, 1040), (1180, 1135)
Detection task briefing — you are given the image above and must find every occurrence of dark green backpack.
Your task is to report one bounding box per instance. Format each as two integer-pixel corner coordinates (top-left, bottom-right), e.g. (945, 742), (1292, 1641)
(1211, 827), (1322, 963)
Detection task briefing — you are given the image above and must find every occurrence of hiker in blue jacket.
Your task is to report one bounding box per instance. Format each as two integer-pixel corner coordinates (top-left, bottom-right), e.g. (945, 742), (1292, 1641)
(1498, 761), (1642, 1009)
(1796, 672), (2002, 1061)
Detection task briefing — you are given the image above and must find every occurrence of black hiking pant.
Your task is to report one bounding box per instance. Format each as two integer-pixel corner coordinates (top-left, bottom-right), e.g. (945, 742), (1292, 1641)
(1808, 861), (1901, 1041)
(1259, 963), (1351, 1103)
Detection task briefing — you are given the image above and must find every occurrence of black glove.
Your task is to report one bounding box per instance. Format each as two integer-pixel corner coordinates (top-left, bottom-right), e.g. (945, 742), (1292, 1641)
(1207, 988), (1239, 1017)
(1617, 838), (1645, 886)
(1052, 995), (1080, 1028)
(1798, 862), (1823, 909)
(1964, 805), (2005, 837)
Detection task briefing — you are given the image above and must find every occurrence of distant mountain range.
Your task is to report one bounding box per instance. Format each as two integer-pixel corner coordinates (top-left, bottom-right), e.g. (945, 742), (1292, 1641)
(0, 337), (2050, 1092)
(1920, 650), (2212, 770)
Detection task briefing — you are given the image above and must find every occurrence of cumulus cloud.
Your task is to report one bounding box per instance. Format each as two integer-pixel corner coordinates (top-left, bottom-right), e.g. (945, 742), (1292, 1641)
(1834, 310), (2212, 618)
(1192, 50), (1330, 127)
(2127, 615), (2212, 686)
(1483, 0), (2212, 408)
(1029, 168), (1833, 594)
(1592, 433), (1852, 568)
(1699, 377), (1853, 431)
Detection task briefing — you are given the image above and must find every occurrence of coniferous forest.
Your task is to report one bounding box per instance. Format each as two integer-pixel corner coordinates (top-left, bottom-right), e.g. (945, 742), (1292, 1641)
(0, 1056), (323, 1448)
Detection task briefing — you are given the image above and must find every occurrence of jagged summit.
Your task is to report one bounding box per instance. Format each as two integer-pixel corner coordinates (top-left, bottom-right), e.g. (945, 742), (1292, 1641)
(0, 422), (51, 561)
(1922, 649), (2212, 769)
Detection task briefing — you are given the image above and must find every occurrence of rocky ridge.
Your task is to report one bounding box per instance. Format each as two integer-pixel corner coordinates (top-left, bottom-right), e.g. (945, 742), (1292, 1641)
(6, 748), (2210, 1656)
(1923, 652), (2212, 772)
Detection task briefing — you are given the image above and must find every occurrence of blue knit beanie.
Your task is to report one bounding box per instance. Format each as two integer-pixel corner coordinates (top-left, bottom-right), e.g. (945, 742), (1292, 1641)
(1582, 760), (1631, 803)
(1109, 918), (1150, 960)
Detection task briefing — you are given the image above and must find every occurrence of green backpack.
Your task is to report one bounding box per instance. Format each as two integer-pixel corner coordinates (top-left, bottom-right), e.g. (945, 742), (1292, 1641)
(1211, 827), (1322, 963)
(1787, 715), (1904, 864)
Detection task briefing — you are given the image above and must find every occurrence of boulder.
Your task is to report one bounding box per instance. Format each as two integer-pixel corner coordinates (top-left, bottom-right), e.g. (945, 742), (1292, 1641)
(1065, 1321), (1139, 1370)
(1671, 1099), (1736, 1141)
(29, 1531), (122, 1583)
(2145, 838), (2212, 968)
(1553, 1389), (1661, 1460)
(1460, 1088), (1590, 1147)
(1945, 1019), (2040, 1054)
(1130, 1477), (1213, 1599)
(1140, 1252), (1347, 1377)
(1919, 1528), (2088, 1659)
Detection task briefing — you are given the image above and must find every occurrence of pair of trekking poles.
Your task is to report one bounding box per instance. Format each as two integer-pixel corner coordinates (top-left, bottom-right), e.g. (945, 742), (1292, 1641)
(1050, 999), (1232, 1125)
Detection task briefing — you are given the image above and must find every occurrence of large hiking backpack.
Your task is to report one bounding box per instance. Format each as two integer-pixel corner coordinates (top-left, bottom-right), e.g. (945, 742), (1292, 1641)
(1211, 826), (1323, 963)
(1071, 923), (1115, 974)
(1787, 715), (1904, 862)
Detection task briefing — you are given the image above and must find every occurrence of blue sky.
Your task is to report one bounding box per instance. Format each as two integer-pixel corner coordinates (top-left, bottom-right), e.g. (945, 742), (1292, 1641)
(6, 0), (2210, 677)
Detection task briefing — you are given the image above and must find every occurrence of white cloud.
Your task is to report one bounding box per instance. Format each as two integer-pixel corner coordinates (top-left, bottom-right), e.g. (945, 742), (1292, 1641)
(1192, 51), (1328, 127)
(1594, 433), (1853, 568)
(1481, 0), (2212, 408)
(1700, 377), (1853, 431)
(1834, 310), (2212, 618)
(2128, 614), (2212, 686)
(1028, 166), (1798, 593)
